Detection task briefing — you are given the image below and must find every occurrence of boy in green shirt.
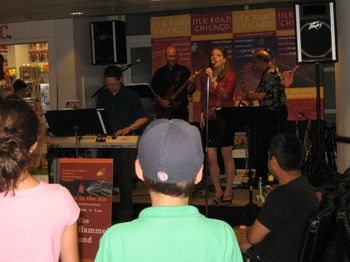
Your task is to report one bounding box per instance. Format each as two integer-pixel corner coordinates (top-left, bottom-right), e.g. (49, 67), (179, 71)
(95, 119), (243, 262)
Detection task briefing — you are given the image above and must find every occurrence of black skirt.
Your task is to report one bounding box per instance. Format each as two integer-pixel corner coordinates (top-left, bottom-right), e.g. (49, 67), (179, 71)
(204, 119), (234, 148)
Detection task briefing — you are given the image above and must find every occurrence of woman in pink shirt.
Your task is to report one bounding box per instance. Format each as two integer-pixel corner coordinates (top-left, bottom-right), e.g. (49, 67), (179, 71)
(200, 46), (237, 205)
(0, 99), (80, 262)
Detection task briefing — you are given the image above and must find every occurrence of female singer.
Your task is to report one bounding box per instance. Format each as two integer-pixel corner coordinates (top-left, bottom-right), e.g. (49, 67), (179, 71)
(0, 99), (80, 262)
(200, 46), (237, 205)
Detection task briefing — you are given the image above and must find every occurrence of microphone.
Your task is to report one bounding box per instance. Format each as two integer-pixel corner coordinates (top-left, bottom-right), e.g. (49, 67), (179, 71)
(210, 59), (216, 68)
(121, 59), (141, 72)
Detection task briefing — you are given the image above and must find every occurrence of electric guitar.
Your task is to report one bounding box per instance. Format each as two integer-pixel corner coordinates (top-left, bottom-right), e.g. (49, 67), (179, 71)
(155, 68), (203, 119)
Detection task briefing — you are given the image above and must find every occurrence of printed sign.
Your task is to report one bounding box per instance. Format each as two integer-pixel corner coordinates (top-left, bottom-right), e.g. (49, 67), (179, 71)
(59, 158), (113, 262)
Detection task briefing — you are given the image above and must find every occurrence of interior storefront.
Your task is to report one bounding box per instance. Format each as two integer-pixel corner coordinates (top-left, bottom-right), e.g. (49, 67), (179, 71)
(0, 42), (50, 176)
(0, 42), (50, 111)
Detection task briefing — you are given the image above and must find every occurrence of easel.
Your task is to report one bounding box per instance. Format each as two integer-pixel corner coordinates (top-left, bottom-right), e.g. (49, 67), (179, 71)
(218, 106), (271, 225)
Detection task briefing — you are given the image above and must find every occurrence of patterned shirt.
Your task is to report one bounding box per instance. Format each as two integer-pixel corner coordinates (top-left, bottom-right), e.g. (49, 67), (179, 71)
(256, 65), (286, 108)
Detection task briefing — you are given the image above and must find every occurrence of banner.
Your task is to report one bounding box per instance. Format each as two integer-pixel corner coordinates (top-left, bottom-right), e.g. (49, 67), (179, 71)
(151, 6), (322, 122)
(59, 158), (113, 262)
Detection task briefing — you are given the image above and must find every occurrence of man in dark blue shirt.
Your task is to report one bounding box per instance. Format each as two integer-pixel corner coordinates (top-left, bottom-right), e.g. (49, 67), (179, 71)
(97, 65), (147, 222)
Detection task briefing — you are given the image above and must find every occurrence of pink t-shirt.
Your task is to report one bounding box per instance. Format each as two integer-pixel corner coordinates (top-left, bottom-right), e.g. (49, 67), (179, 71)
(0, 182), (80, 262)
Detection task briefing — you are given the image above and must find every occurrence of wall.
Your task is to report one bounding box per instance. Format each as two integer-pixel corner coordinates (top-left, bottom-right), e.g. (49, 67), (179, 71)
(335, 0), (350, 172)
(0, 19), (76, 109)
(72, 18), (104, 109)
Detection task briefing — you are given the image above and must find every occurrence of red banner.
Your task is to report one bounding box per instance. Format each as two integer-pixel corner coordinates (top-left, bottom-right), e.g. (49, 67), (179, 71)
(191, 12), (232, 35)
(276, 8), (295, 30)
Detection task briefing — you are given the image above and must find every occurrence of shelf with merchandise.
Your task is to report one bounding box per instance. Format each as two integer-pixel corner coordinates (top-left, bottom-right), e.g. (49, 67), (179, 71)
(28, 42), (48, 63)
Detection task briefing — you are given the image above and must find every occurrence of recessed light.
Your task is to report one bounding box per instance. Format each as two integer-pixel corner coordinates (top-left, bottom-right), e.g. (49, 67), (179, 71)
(70, 11), (84, 16)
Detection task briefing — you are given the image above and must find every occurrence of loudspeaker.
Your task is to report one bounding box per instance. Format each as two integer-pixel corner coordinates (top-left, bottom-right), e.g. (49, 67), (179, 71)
(90, 21), (127, 65)
(295, 1), (338, 63)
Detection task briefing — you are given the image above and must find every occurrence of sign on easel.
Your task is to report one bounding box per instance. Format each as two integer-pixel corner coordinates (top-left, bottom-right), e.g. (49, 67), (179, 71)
(59, 158), (113, 261)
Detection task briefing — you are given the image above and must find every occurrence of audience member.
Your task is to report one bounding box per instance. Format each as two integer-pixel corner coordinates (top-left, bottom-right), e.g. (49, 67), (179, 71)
(7, 79), (28, 100)
(95, 119), (243, 262)
(239, 133), (319, 262)
(0, 99), (80, 262)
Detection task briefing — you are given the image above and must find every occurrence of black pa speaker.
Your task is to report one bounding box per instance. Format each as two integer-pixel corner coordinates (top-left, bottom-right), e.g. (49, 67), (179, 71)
(90, 21), (127, 65)
(295, 1), (338, 63)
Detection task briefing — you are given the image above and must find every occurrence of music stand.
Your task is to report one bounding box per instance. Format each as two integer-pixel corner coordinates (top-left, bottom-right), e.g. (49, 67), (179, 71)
(45, 108), (110, 157)
(45, 108), (110, 136)
(217, 106), (270, 225)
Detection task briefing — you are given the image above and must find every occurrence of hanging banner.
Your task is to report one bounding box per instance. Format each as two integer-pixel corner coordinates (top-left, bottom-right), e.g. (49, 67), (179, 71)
(151, 6), (321, 122)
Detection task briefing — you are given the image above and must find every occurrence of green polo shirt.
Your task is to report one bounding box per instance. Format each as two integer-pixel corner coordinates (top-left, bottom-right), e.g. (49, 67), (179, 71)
(95, 205), (243, 262)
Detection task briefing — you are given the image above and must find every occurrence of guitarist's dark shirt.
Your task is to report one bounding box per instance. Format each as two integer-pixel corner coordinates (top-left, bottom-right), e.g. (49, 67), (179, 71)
(151, 64), (192, 121)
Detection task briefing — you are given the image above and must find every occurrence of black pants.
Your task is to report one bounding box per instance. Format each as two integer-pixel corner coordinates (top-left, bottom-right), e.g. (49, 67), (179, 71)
(98, 148), (136, 222)
(243, 249), (264, 262)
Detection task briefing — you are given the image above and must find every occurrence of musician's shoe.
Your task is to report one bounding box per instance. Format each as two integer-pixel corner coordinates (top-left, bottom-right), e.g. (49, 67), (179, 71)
(222, 194), (233, 205)
(212, 193), (223, 205)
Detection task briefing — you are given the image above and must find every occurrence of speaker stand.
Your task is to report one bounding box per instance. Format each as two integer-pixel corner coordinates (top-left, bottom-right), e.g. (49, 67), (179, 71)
(309, 63), (333, 185)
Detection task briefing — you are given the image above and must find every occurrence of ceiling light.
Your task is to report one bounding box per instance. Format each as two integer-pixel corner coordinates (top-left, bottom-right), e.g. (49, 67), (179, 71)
(70, 11), (84, 16)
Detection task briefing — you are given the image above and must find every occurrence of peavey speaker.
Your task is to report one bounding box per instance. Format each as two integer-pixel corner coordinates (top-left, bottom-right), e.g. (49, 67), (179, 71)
(295, 1), (338, 63)
(90, 21), (127, 65)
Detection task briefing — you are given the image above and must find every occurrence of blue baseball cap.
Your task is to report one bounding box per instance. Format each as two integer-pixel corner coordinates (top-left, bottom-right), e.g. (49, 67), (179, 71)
(138, 119), (204, 183)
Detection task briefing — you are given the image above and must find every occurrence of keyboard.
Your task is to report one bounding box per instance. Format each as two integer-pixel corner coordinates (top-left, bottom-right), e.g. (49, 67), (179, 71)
(47, 135), (139, 148)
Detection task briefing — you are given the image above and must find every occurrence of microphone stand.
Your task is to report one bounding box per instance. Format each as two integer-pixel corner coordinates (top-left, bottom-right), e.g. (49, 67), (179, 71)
(204, 75), (210, 217)
(91, 85), (106, 98)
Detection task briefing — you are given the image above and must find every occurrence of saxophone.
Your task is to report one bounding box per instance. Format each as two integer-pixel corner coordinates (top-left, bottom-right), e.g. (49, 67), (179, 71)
(237, 71), (254, 107)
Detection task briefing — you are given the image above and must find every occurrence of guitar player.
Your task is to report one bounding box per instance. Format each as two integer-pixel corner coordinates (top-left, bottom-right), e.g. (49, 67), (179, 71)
(151, 45), (196, 121)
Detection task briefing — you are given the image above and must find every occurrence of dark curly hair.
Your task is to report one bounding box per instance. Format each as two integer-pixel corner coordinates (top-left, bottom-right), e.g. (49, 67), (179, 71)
(209, 46), (231, 82)
(0, 100), (39, 193)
